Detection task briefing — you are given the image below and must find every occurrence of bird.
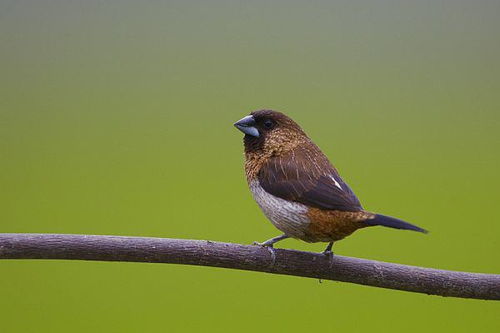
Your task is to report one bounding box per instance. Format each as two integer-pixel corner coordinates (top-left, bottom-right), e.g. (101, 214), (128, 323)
(234, 109), (427, 254)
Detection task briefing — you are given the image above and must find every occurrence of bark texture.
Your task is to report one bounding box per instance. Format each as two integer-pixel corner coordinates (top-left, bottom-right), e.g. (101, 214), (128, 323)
(0, 233), (498, 300)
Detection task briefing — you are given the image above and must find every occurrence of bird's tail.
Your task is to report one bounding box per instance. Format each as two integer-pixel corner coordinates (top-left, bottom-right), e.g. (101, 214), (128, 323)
(364, 214), (428, 233)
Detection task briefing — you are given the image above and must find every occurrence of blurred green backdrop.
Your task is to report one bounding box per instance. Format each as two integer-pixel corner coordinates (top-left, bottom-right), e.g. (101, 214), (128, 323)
(1, 0), (499, 332)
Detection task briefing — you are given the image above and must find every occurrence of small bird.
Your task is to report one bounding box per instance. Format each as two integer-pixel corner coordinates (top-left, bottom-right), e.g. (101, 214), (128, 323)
(234, 110), (427, 254)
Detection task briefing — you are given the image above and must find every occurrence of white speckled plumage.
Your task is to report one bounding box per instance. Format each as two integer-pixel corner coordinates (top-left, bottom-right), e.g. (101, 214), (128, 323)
(249, 180), (310, 239)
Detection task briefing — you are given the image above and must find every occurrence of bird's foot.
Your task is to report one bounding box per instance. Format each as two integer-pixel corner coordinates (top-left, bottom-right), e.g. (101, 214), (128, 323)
(253, 241), (274, 248)
(253, 240), (278, 267)
(322, 249), (334, 256)
(322, 242), (334, 256)
(252, 234), (289, 248)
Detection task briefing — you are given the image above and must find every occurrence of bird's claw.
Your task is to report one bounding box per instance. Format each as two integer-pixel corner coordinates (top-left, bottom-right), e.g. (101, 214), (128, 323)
(323, 248), (335, 269)
(253, 241), (273, 248)
(322, 250), (334, 256)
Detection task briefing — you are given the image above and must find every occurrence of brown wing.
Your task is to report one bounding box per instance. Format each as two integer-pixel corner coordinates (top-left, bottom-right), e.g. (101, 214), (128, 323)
(257, 144), (363, 212)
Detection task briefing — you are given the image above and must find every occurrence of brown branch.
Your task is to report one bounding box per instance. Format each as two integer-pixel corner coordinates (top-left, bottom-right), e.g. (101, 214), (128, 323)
(0, 233), (498, 300)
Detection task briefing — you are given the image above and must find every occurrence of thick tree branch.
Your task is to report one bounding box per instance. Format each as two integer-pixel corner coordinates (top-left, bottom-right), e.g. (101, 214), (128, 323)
(0, 233), (498, 300)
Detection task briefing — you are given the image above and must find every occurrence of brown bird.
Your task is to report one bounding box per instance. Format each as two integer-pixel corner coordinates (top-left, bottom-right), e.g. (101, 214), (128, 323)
(234, 110), (427, 254)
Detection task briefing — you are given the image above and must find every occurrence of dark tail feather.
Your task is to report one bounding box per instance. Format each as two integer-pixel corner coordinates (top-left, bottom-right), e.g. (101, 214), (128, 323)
(365, 214), (428, 233)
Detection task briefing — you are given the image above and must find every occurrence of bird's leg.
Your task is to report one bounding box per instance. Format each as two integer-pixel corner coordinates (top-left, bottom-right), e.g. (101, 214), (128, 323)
(322, 242), (334, 256)
(253, 234), (289, 248)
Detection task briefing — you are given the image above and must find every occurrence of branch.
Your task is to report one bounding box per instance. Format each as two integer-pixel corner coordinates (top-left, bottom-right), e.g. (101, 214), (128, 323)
(0, 233), (498, 300)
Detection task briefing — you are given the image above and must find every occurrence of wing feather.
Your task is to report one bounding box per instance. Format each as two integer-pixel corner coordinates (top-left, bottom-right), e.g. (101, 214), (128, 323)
(257, 145), (362, 212)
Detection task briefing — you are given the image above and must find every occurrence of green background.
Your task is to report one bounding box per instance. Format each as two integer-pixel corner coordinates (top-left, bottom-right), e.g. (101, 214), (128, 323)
(1, 1), (499, 331)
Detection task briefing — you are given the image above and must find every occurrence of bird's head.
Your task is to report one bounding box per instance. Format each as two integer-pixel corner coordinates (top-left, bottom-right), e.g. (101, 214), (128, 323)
(234, 110), (308, 156)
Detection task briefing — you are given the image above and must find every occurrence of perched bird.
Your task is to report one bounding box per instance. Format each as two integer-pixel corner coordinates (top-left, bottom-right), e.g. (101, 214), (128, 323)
(234, 110), (427, 254)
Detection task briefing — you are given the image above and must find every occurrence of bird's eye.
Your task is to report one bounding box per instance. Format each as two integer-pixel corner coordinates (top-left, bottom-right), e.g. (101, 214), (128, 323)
(263, 119), (275, 129)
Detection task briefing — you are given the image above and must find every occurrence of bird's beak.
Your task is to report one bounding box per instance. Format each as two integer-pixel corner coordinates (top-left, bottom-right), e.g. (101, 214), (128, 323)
(234, 115), (260, 137)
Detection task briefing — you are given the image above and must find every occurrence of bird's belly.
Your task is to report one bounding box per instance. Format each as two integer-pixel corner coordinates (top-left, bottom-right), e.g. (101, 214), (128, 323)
(249, 180), (310, 239)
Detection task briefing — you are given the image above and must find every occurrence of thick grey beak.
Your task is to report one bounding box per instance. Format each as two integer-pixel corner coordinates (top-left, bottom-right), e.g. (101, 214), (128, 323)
(234, 115), (260, 137)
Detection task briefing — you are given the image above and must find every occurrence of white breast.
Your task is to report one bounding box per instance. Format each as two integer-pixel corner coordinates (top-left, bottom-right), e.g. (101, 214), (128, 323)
(249, 180), (310, 238)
